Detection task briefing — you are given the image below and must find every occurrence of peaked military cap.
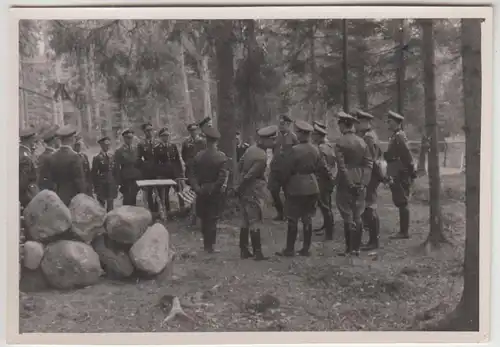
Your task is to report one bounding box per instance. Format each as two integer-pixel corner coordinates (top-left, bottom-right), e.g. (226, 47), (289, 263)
(313, 121), (326, 130)
(294, 120), (314, 133)
(353, 109), (374, 120)
(97, 136), (110, 144)
(20, 127), (37, 140)
(235, 130), (241, 135)
(187, 123), (198, 131)
(313, 124), (328, 135)
(57, 125), (78, 139)
(121, 128), (134, 137)
(279, 114), (293, 123)
(387, 110), (404, 122)
(42, 125), (59, 142)
(337, 111), (359, 123)
(158, 127), (169, 136)
(199, 117), (212, 128)
(141, 122), (153, 131)
(257, 125), (278, 138)
(202, 125), (220, 140)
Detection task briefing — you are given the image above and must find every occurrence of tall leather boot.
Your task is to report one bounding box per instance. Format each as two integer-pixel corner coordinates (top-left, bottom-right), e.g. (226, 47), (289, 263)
(201, 220), (211, 252)
(390, 206), (410, 239)
(324, 211), (334, 241)
(275, 220), (297, 257)
(250, 229), (268, 261)
(210, 219), (220, 253)
(240, 227), (253, 259)
(351, 223), (363, 256)
(298, 222), (313, 256)
(271, 191), (285, 221)
(337, 222), (352, 256)
(361, 208), (379, 251)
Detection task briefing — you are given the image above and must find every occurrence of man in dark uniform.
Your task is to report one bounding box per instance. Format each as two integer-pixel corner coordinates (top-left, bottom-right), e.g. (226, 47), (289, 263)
(37, 125), (60, 191)
(74, 136), (93, 196)
(47, 126), (86, 206)
(188, 126), (230, 254)
(115, 129), (142, 206)
(354, 109), (384, 250)
(19, 128), (39, 209)
(91, 136), (118, 212)
(276, 120), (331, 257)
(268, 114), (298, 221)
(154, 127), (183, 213)
(384, 111), (416, 239)
(137, 122), (158, 212)
(236, 131), (250, 162)
(235, 125), (278, 261)
(311, 121), (337, 241)
(335, 112), (373, 257)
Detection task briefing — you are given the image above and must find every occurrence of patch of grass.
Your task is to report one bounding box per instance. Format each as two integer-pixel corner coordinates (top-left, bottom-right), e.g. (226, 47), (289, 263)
(412, 173), (465, 204)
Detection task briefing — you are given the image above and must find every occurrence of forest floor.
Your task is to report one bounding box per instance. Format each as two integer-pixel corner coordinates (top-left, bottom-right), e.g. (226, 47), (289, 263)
(19, 173), (466, 332)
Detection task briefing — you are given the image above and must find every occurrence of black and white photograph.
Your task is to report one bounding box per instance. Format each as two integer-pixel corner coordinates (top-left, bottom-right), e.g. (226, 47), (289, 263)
(7, 5), (493, 345)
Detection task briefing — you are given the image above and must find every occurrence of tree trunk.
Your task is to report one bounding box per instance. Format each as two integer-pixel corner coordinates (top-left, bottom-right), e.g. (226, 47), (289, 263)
(421, 19), (446, 249)
(200, 55), (212, 121)
(342, 19), (349, 113)
(356, 39), (368, 110)
(88, 43), (99, 135)
(54, 57), (65, 126)
(395, 19), (406, 114)
(309, 23), (318, 122)
(82, 53), (93, 135)
(241, 19), (259, 143)
(417, 134), (429, 175)
(179, 43), (195, 124)
(431, 18), (481, 332)
(214, 20), (237, 183)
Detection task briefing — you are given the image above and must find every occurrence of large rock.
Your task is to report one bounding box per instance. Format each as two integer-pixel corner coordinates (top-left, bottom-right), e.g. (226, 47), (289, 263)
(40, 240), (103, 290)
(69, 194), (106, 243)
(93, 235), (134, 279)
(105, 206), (152, 244)
(23, 190), (72, 242)
(23, 241), (44, 270)
(129, 223), (172, 275)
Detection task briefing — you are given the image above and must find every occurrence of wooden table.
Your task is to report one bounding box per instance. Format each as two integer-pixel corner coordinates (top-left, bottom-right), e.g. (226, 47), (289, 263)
(136, 179), (178, 223)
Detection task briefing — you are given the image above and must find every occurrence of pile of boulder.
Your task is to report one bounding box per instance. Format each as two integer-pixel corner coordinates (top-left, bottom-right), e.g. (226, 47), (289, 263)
(20, 190), (174, 292)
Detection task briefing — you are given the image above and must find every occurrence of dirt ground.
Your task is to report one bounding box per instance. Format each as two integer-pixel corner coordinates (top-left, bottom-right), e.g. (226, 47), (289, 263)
(19, 174), (466, 332)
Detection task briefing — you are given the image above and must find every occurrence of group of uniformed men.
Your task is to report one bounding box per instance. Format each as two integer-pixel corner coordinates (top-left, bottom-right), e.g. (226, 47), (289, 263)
(19, 108), (415, 260)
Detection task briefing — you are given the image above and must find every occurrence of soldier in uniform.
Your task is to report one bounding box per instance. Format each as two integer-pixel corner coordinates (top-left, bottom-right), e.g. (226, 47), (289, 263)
(115, 129), (142, 206)
(91, 136), (118, 212)
(19, 128), (39, 209)
(235, 125), (278, 261)
(353, 109), (383, 251)
(276, 120), (330, 257)
(37, 125), (60, 191)
(268, 114), (298, 221)
(311, 121), (337, 241)
(384, 111), (416, 239)
(236, 131), (250, 162)
(188, 126), (230, 254)
(74, 136), (93, 196)
(335, 112), (373, 256)
(47, 126), (86, 206)
(154, 127), (183, 213)
(137, 122), (158, 212)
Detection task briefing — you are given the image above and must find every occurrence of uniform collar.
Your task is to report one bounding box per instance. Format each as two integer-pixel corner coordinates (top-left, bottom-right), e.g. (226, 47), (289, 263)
(60, 145), (75, 152)
(100, 150), (110, 156)
(343, 129), (355, 134)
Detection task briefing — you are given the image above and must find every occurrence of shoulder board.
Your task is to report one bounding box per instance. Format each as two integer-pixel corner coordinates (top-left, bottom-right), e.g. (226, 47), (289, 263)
(154, 143), (162, 148)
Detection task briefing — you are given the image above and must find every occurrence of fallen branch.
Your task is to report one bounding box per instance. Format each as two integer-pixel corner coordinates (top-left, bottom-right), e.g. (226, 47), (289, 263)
(160, 295), (195, 326)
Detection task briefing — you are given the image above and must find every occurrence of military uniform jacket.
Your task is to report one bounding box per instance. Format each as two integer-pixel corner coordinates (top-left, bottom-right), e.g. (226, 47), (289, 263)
(335, 130), (373, 188)
(154, 142), (183, 179)
(189, 148), (229, 196)
(137, 138), (157, 178)
(236, 142), (250, 163)
(238, 145), (268, 195)
(91, 151), (118, 200)
(317, 140), (337, 191)
(19, 145), (38, 194)
(270, 131), (299, 172)
(47, 146), (85, 206)
(78, 152), (93, 194)
(359, 128), (383, 181)
(115, 144), (142, 184)
(282, 142), (330, 196)
(37, 147), (56, 190)
(383, 129), (414, 177)
(181, 136), (206, 166)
